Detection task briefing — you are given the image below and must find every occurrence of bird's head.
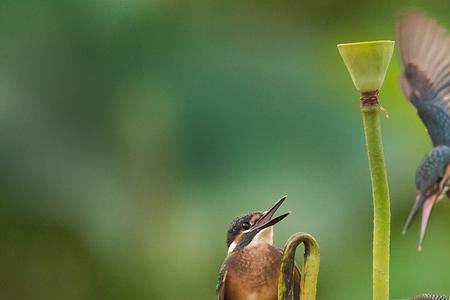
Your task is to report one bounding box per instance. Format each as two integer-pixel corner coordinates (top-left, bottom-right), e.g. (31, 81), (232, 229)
(226, 196), (290, 255)
(404, 146), (450, 250)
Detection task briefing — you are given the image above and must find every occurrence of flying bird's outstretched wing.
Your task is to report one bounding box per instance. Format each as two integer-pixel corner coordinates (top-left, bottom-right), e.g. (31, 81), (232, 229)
(398, 12), (450, 146)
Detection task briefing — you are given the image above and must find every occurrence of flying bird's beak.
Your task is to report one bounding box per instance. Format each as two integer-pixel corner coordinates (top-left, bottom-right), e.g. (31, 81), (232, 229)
(251, 195), (290, 232)
(403, 191), (442, 251)
(418, 193), (438, 251)
(403, 193), (425, 235)
(414, 166), (450, 250)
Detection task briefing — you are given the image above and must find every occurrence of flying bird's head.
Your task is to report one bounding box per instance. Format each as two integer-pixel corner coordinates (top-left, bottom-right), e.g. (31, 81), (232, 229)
(226, 196), (290, 254)
(404, 146), (450, 249)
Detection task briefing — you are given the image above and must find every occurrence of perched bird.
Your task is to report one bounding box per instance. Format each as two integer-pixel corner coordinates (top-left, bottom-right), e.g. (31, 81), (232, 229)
(397, 12), (450, 249)
(216, 196), (300, 300)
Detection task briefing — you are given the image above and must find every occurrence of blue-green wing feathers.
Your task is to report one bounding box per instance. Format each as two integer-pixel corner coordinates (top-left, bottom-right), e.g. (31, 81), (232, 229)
(398, 12), (450, 146)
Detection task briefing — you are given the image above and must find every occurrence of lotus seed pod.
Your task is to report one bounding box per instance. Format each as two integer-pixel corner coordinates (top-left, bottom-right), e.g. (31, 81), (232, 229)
(337, 41), (394, 92)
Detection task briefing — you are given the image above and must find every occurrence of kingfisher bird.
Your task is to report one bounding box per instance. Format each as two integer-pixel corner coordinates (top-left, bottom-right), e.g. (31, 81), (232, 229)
(216, 196), (300, 300)
(398, 12), (450, 250)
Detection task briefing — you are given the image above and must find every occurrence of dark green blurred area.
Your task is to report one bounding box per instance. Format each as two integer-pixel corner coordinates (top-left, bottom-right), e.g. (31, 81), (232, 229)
(1, 0), (449, 299)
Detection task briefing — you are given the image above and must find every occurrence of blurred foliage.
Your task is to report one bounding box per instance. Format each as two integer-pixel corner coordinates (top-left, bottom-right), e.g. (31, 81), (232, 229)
(0, 0), (449, 299)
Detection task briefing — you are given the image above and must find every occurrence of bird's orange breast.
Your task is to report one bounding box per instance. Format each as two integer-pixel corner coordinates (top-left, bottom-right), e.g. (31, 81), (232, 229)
(224, 244), (295, 300)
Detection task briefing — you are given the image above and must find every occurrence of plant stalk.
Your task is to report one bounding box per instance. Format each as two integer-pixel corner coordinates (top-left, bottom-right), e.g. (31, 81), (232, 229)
(361, 92), (390, 300)
(278, 232), (320, 300)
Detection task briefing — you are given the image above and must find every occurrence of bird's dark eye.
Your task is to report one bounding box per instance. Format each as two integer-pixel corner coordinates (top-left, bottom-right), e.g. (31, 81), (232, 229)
(242, 222), (250, 230)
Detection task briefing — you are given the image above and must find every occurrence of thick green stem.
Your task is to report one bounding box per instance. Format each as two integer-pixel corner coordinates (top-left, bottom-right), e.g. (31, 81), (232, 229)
(361, 100), (390, 300)
(278, 232), (320, 300)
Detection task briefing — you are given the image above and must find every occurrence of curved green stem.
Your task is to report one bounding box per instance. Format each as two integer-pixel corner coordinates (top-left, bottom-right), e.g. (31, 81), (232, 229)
(361, 102), (391, 300)
(278, 232), (320, 300)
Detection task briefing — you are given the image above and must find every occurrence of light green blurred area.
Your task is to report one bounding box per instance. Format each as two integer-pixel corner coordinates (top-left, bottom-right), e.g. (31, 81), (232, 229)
(0, 1), (449, 299)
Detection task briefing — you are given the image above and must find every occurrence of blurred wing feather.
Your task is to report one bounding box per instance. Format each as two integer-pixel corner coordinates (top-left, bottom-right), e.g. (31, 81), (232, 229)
(398, 12), (450, 146)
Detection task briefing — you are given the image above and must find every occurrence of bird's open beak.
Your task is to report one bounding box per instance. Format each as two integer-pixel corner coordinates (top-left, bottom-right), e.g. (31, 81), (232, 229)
(404, 167), (450, 250)
(251, 195), (290, 232)
(403, 192), (438, 250)
(403, 193), (425, 236)
(403, 190), (445, 251)
(418, 193), (438, 251)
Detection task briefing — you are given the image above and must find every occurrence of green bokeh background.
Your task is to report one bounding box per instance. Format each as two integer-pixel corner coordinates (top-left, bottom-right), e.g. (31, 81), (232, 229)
(0, 1), (449, 299)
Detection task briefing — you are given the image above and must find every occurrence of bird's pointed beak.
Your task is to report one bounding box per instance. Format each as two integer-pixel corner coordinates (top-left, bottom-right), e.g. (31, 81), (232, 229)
(418, 194), (437, 251)
(415, 165), (450, 251)
(403, 192), (438, 251)
(403, 194), (425, 235)
(251, 195), (290, 232)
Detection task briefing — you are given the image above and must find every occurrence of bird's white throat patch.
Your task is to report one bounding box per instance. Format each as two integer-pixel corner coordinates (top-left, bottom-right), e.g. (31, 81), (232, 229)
(227, 227), (274, 255)
(249, 227), (274, 247)
(227, 241), (237, 254)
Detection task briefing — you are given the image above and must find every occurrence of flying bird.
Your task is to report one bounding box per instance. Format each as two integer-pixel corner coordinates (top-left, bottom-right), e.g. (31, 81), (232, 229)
(216, 196), (300, 300)
(398, 12), (450, 250)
